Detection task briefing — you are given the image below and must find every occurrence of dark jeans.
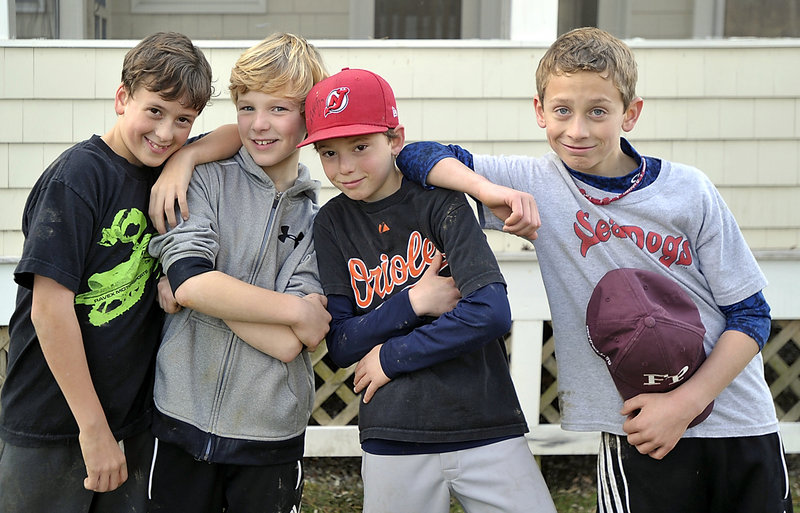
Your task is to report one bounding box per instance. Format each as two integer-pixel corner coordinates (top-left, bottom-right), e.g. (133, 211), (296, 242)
(0, 429), (154, 513)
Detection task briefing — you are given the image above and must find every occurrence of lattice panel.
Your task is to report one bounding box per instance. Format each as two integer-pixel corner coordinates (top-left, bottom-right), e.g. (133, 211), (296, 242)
(763, 320), (800, 421)
(310, 342), (359, 426)
(537, 320), (800, 425)
(538, 321), (560, 424)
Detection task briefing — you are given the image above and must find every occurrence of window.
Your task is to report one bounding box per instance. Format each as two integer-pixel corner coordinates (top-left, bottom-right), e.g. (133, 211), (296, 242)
(558, 0), (598, 35)
(15, 0), (57, 38)
(374, 0), (461, 39)
(725, 0), (800, 37)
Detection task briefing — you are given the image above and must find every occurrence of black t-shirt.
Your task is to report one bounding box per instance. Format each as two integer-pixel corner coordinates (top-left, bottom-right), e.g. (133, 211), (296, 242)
(314, 178), (528, 445)
(0, 135), (164, 446)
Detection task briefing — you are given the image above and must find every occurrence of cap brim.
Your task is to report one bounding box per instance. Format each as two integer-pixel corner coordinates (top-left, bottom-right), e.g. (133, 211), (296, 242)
(297, 124), (391, 148)
(687, 400), (714, 427)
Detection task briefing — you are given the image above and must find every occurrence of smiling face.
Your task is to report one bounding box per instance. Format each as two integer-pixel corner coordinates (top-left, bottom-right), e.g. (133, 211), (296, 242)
(107, 85), (199, 167)
(236, 89), (306, 179)
(316, 128), (405, 203)
(534, 71), (643, 177)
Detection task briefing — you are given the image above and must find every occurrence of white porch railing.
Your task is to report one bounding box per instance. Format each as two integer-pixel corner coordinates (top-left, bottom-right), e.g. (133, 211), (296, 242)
(1, 251), (799, 456)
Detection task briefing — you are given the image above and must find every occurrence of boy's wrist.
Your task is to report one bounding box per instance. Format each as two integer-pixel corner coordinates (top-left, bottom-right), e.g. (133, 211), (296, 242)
(285, 294), (308, 326)
(74, 407), (112, 436)
(470, 175), (498, 204)
(671, 380), (713, 422)
(171, 144), (199, 168)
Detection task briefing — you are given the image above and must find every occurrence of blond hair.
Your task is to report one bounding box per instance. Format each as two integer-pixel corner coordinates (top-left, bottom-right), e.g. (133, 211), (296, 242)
(229, 33), (328, 109)
(535, 27), (638, 108)
(121, 32), (213, 113)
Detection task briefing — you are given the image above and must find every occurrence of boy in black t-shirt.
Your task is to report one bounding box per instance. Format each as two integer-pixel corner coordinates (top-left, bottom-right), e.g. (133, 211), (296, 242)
(0, 32), (212, 513)
(303, 68), (557, 513)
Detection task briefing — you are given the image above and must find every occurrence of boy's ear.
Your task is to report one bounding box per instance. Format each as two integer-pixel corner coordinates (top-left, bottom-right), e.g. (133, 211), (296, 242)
(622, 96), (644, 133)
(390, 125), (406, 156)
(532, 95), (547, 128)
(114, 84), (130, 116)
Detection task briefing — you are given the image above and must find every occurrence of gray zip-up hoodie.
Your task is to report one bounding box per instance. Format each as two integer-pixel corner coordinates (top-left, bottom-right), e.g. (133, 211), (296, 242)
(148, 147), (321, 465)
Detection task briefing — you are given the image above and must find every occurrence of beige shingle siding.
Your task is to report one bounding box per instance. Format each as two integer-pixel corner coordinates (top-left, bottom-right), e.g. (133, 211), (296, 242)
(0, 40), (798, 255)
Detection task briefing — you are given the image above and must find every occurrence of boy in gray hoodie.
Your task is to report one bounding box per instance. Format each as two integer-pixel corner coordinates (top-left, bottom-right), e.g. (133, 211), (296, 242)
(147, 33), (329, 512)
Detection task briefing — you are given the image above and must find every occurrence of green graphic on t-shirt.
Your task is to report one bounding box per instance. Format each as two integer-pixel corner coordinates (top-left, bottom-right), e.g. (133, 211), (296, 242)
(75, 208), (156, 326)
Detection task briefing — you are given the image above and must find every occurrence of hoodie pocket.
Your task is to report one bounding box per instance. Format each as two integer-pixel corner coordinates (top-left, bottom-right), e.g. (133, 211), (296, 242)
(154, 311), (233, 431)
(214, 345), (314, 441)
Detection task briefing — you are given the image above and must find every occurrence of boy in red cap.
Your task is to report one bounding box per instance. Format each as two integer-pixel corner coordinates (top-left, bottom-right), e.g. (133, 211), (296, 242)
(301, 68), (557, 513)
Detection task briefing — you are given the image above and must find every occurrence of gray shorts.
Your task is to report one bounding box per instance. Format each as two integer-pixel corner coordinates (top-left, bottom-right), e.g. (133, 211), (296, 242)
(361, 436), (557, 513)
(0, 429), (153, 513)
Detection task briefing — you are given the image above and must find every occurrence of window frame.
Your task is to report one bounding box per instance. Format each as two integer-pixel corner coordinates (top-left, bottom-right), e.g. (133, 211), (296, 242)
(16, 0), (46, 14)
(130, 0), (267, 14)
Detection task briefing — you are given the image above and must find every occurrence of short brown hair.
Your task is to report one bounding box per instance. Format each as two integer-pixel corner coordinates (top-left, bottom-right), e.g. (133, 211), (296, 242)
(121, 32), (213, 113)
(229, 32), (328, 109)
(535, 27), (638, 108)
(311, 129), (400, 152)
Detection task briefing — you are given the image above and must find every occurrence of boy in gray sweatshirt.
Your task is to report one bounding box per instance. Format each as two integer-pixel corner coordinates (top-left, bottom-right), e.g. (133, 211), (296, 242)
(147, 33), (329, 513)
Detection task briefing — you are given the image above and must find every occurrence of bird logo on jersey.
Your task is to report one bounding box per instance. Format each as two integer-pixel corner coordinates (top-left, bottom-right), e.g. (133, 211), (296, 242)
(324, 87), (350, 117)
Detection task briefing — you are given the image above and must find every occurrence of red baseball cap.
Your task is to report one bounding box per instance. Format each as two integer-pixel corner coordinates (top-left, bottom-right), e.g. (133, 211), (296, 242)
(298, 68), (399, 148)
(586, 268), (713, 428)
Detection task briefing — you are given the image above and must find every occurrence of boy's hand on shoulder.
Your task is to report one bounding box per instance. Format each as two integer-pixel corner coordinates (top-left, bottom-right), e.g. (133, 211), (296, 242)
(354, 344), (390, 404)
(620, 391), (695, 460)
(78, 425), (128, 493)
(292, 293), (330, 351)
(475, 182), (540, 241)
(149, 149), (195, 234)
(408, 252), (461, 317)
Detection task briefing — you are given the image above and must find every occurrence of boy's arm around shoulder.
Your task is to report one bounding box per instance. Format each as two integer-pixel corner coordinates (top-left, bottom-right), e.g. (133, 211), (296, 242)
(150, 124), (241, 234)
(398, 142), (541, 240)
(31, 275), (127, 493)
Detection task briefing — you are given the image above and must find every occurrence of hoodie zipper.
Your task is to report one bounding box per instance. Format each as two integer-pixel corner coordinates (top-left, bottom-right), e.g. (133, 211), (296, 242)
(200, 190), (283, 462)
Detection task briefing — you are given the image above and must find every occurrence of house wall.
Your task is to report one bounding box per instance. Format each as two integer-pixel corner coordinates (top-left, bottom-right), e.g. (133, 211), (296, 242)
(0, 38), (798, 257)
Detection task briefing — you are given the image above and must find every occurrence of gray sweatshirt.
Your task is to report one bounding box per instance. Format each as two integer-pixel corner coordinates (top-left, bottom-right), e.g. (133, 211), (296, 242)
(148, 147), (321, 464)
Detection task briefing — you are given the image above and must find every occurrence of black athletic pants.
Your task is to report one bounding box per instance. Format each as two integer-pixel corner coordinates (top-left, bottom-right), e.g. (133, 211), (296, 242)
(597, 432), (793, 513)
(148, 438), (304, 513)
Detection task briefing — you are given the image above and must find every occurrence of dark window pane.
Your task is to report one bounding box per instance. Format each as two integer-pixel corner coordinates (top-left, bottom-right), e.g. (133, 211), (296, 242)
(375, 0), (461, 39)
(725, 0), (800, 37)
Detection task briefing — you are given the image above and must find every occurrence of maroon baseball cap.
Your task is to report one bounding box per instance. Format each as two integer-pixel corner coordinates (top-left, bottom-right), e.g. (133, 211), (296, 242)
(586, 268), (713, 428)
(298, 68), (399, 147)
